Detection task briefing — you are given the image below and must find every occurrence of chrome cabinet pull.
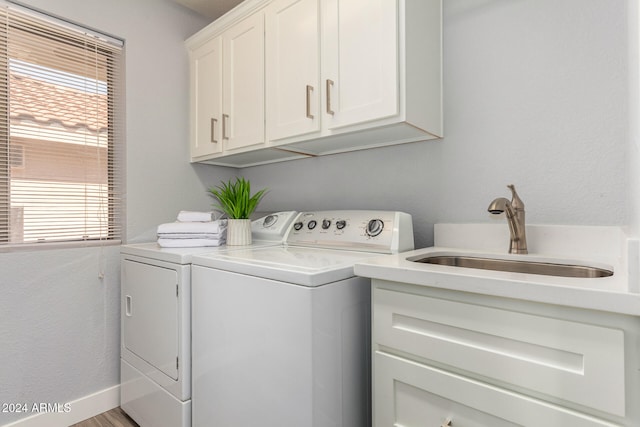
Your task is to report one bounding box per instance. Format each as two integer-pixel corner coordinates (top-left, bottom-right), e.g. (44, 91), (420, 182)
(210, 118), (218, 143)
(326, 79), (335, 115)
(222, 114), (229, 139)
(306, 85), (314, 119)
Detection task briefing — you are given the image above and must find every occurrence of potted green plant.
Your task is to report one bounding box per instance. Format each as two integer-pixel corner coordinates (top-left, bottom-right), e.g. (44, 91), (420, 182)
(208, 177), (267, 245)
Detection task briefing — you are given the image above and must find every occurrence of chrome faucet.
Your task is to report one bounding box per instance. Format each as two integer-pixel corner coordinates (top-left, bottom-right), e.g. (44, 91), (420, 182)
(488, 184), (528, 254)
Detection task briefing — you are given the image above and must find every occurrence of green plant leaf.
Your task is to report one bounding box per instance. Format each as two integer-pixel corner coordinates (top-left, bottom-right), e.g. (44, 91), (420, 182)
(208, 177), (267, 219)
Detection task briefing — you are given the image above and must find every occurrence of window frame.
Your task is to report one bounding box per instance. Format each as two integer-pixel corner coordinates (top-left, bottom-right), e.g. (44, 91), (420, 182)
(0, 2), (125, 250)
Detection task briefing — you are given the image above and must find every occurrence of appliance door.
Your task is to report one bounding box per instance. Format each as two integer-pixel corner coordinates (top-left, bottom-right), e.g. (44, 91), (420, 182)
(192, 266), (314, 427)
(191, 265), (371, 427)
(122, 259), (179, 380)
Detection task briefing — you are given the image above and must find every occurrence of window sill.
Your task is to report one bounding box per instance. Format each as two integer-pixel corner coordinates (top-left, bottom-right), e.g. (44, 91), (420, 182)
(0, 239), (122, 253)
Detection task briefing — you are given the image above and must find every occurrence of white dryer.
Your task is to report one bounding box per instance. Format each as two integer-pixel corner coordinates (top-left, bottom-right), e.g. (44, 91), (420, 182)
(190, 210), (413, 427)
(119, 211), (297, 427)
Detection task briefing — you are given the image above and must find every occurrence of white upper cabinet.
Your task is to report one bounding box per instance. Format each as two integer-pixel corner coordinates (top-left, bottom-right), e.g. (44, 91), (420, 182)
(265, 0), (320, 141)
(321, 0), (399, 131)
(188, 8), (267, 162)
(190, 36), (223, 158)
(186, 0), (442, 167)
(272, 0), (442, 156)
(223, 12), (265, 151)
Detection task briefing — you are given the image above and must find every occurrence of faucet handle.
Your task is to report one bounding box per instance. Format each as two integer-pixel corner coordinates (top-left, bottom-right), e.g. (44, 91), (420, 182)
(507, 184), (525, 210)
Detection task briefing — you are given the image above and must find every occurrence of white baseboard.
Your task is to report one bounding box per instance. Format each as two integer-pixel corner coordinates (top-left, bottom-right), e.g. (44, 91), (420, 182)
(2, 385), (120, 427)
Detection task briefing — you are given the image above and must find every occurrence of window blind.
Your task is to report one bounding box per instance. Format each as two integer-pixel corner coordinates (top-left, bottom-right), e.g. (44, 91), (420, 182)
(0, 3), (124, 247)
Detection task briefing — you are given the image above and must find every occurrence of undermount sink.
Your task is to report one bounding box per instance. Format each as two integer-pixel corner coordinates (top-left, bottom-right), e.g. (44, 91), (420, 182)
(410, 254), (613, 278)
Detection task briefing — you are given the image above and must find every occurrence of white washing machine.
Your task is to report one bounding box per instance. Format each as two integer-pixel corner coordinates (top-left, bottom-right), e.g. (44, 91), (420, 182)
(190, 210), (413, 427)
(119, 211), (297, 427)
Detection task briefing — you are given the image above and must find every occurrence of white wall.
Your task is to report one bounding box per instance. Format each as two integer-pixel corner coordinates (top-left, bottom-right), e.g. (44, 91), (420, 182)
(245, 0), (631, 249)
(629, 0), (640, 237)
(0, 1), (233, 425)
(0, 0), (635, 424)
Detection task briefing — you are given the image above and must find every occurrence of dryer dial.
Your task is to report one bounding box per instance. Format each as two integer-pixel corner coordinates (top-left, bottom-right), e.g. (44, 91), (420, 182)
(366, 219), (384, 237)
(263, 214), (277, 228)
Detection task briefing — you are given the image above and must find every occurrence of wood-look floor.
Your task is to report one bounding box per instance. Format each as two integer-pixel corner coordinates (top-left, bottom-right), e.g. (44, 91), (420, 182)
(70, 407), (138, 427)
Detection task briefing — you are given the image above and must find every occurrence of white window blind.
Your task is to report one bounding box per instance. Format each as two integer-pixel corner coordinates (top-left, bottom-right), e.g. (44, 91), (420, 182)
(0, 3), (124, 247)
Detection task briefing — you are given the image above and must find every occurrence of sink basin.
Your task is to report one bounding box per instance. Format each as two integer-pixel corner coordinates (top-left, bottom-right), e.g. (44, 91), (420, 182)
(410, 255), (613, 278)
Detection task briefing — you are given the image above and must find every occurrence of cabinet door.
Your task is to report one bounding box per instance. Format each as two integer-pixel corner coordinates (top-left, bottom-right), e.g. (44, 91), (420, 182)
(322, 0), (399, 130)
(266, 0), (320, 141)
(223, 12), (265, 151)
(190, 36), (223, 158)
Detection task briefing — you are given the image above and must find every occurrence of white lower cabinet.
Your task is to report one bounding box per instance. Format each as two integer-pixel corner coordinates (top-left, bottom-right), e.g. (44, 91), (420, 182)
(375, 353), (620, 427)
(372, 280), (639, 427)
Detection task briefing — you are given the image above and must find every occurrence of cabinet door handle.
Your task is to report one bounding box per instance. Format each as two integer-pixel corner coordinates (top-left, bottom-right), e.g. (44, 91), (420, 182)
(440, 418), (452, 427)
(125, 295), (132, 317)
(306, 85), (314, 119)
(210, 118), (218, 143)
(222, 114), (229, 140)
(326, 79), (335, 115)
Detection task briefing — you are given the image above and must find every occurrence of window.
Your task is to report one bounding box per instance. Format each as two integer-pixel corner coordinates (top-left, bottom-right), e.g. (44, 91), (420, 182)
(0, 3), (124, 246)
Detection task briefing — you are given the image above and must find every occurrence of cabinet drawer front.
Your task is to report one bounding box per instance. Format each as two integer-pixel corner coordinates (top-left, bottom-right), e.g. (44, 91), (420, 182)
(374, 352), (621, 427)
(373, 288), (625, 416)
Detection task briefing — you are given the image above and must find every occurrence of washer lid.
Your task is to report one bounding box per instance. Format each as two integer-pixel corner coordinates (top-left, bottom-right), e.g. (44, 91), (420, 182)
(191, 245), (377, 286)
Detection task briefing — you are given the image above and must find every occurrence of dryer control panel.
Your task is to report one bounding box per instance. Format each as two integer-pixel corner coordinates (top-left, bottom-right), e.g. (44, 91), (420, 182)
(287, 210), (414, 254)
(251, 211), (298, 241)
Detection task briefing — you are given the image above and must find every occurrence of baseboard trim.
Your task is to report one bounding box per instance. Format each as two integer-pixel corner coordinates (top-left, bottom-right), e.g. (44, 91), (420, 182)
(2, 385), (120, 427)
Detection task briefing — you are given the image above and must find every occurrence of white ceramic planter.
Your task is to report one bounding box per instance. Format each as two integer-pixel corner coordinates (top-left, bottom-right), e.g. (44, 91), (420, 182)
(226, 219), (252, 245)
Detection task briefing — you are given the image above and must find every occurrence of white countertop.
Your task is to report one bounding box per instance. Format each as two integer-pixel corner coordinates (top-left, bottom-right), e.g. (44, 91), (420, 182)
(354, 223), (640, 316)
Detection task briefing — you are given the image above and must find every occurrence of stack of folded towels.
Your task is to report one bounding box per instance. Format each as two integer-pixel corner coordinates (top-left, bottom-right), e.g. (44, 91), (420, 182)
(157, 211), (227, 248)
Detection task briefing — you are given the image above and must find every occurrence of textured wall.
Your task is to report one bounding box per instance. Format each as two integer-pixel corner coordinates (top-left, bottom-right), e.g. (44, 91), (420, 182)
(0, 0), (229, 424)
(628, 0), (640, 237)
(0, 0), (635, 425)
(244, 0), (631, 250)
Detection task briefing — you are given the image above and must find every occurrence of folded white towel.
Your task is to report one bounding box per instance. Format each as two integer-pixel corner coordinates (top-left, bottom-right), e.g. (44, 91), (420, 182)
(157, 237), (226, 248)
(156, 232), (226, 239)
(177, 211), (214, 222)
(157, 220), (227, 235)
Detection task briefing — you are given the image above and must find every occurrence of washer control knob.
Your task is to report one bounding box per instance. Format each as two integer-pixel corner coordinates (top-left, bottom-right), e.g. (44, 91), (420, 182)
(263, 214), (277, 227)
(293, 221), (304, 231)
(366, 219), (384, 237)
(336, 220), (347, 230)
(322, 219), (331, 229)
(308, 220), (317, 230)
